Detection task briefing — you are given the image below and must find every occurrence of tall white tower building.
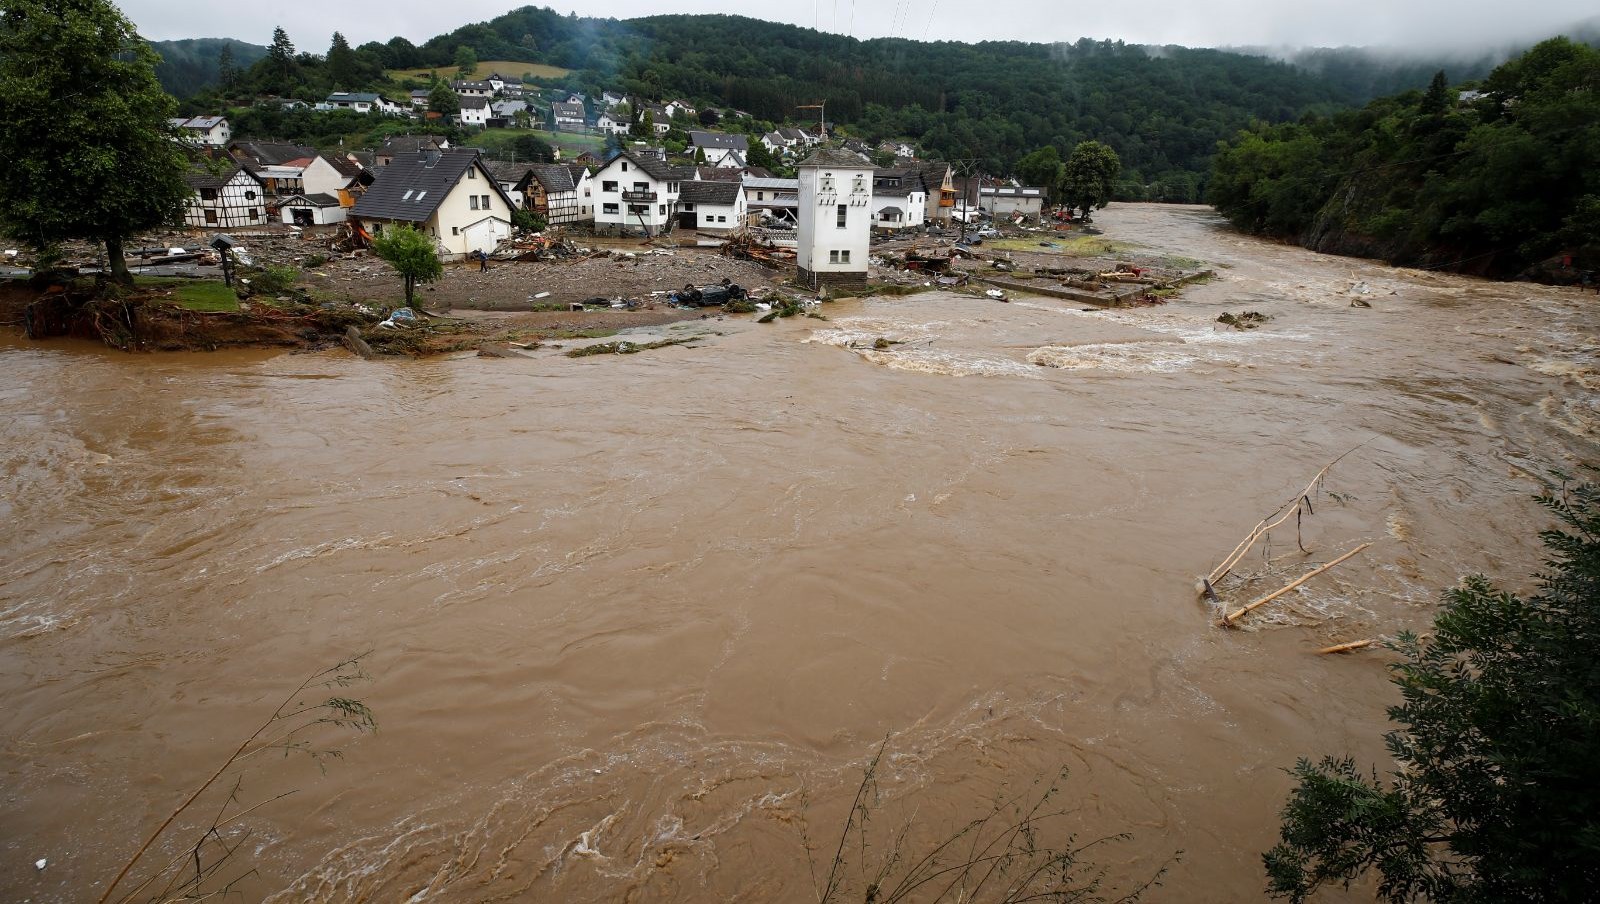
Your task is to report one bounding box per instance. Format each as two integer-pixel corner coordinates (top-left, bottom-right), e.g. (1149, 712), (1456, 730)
(796, 149), (874, 291)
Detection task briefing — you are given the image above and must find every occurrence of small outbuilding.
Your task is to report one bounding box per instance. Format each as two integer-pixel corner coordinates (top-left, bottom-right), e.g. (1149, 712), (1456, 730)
(278, 193), (348, 226)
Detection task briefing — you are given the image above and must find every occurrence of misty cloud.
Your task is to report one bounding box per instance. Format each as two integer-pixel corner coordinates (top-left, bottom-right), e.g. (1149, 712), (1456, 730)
(120, 0), (1595, 54)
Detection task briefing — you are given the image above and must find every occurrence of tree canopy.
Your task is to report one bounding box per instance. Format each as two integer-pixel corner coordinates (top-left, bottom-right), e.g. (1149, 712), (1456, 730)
(1265, 480), (1600, 902)
(371, 225), (442, 308)
(1209, 38), (1600, 277)
(0, 0), (192, 281)
(1061, 141), (1122, 218)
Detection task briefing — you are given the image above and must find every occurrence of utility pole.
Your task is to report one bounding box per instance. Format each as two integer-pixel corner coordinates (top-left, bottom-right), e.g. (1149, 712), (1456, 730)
(947, 157), (980, 240)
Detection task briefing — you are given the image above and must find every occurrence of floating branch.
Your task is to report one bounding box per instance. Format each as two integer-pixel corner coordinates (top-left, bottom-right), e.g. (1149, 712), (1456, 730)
(1317, 639), (1379, 655)
(1206, 439), (1376, 589)
(1218, 543), (1373, 628)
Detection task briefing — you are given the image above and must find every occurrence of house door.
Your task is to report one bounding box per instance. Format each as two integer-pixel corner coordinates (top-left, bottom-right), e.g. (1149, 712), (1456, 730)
(677, 210), (696, 230)
(291, 209), (314, 227)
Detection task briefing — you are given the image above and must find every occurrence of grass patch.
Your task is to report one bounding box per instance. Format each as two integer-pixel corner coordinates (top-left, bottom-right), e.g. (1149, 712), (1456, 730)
(389, 61), (570, 81)
(136, 277), (239, 312)
(987, 236), (1132, 257)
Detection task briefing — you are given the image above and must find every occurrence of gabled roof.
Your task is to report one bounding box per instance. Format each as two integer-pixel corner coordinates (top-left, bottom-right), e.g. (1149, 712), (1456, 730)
(352, 148), (516, 223)
(460, 96), (490, 110)
(565, 162), (591, 182)
(528, 163), (576, 193)
(689, 131), (748, 151)
(184, 161), (259, 191)
(551, 102), (585, 119)
(379, 135), (446, 156)
(796, 148), (875, 169)
(601, 148), (695, 183)
(327, 92), (381, 103)
(180, 115), (227, 129)
(777, 127), (808, 141)
(876, 206), (904, 217)
(696, 167), (744, 182)
(451, 80), (491, 91)
(742, 176), (798, 191)
(320, 153), (363, 179)
(677, 180), (741, 205)
(483, 160), (535, 185)
(281, 192), (343, 207)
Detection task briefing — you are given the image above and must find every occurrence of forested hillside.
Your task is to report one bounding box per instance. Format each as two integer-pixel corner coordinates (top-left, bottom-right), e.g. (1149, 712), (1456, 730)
(1208, 38), (1600, 279)
(149, 38), (266, 97)
(149, 6), (1595, 203)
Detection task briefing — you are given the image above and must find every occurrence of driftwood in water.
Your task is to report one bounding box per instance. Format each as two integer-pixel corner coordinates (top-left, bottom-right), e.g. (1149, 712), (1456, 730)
(1206, 439), (1376, 588)
(1317, 639), (1378, 654)
(342, 325), (375, 359)
(1218, 542), (1373, 628)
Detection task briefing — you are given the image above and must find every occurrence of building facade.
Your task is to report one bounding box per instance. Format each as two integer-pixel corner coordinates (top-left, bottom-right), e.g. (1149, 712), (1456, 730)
(796, 149), (873, 291)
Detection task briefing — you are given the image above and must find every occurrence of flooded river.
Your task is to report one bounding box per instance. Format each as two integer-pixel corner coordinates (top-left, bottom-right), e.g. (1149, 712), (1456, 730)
(4, 204), (1597, 902)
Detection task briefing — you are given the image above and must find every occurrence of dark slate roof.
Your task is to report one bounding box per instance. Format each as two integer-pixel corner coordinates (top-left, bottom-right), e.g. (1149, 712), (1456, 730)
(696, 167), (743, 182)
(321, 153), (363, 179)
(529, 163), (575, 193)
(609, 149), (695, 183)
(352, 149), (515, 223)
(379, 135), (444, 156)
(460, 96), (490, 110)
(484, 160), (535, 185)
(877, 206), (904, 217)
(777, 127), (807, 141)
(184, 161), (256, 191)
(564, 163), (590, 182)
(452, 80), (491, 91)
(796, 148), (875, 169)
(689, 130), (748, 151)
(552, 102), (585, 119)
(875, 185), (914, 197)
(677, 180), (742, 205)
(282, 193), (342, 207)
(231, 140), (314, 166)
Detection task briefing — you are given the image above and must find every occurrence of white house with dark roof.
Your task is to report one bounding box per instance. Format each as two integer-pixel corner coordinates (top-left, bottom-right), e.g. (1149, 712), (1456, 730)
(595, 110), (629, 135)
(278, 193), (347, 226)
(452, 80), (492, 98)
(872, 185), (925, 230)
(590, 149), (697, 236)
(351, 148), (519, 259)
(459, 95), (490, 127)
(689, 131), (749, 166)
(551, 102), (587, 131)
(168, 115), (230, 147)
(676, 180), (747, 232)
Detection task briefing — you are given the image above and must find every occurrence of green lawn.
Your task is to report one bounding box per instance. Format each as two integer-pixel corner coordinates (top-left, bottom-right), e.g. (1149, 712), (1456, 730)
(471, 128), (606, 159)
(137, 277), (239, 312)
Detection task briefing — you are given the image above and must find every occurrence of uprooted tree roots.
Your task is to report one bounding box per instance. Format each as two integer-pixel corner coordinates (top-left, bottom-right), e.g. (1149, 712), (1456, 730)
(19, 289), (309, 351)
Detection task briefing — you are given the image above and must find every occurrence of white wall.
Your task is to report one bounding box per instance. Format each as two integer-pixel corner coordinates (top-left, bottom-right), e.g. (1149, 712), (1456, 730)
(428, 164), (515, 256)
(797, 165), (871, 275)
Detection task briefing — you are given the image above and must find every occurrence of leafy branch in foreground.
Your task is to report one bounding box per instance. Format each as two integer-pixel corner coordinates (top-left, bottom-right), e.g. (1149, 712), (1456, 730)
(800, 740), (1175, 904)
(1265, 479), (1600, 902)
(99, 654), (377, 904)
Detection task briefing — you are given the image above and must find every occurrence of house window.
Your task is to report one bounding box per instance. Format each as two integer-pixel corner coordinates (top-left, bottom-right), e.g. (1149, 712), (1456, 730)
(481, 194), (490, 208)
(634, 182), (649, 192)
(603, 203), (618, 214)
(717, 216), (726, 223)
(204, 210), (218, 223)
(621, 162), (628, 172)
(250, 208), (260, 221)
(468, 168), (476, 179)
(829, 250), (851, 264)
(584, 188), (591, 196)
(757, 191), (764, 201)
(452, 226), (459, 235)
(668, 182), (678, 193)
(837, 205), (847, 228)
(200, 188), (217, 200)
(245, 190), (257, 200)
(602, 181), (618, 192)
(470, 196), (479, 210)
(658, 205), (666, 215)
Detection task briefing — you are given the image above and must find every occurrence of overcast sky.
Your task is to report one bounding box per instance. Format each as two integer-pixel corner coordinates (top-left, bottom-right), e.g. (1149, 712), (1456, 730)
(121, 0), (1594, 53)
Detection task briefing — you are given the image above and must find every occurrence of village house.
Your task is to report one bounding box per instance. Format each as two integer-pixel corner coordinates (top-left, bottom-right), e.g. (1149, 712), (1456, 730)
(875, 163), (956, 226)
(227, 140), (314, 197)
(743, 175), (799, 225)
(601, 90), (626, 107)
(525, 163), (591, 225)
(374, 135), (450, 168)
(317, 92), (408, 116)
(181, 162), (266, 228)
(499, 83), (526, 100)
(488, 99), (529, 128)
(458, 95), (490, 127)
(872, 184), (926, 230)
(980, 185), (1047, 221)
(277, 193), (347, 226)
(676, 180), (746, 232)
(590, 149), (697, 236)
(351, 148), (518, 259)
(761, 127), (809, 155)
(796, 149), (874, 290)
(168, 115), (230, 147)
(595, 110), (629, 135)
(452, 80), (492, 98)
(663, 99), (696, 119)
(640, 105), (672, 135)
(551, 101), (587, 131)
(688, 131), (749, 166)
(409, 89), (431, 110)
(485, 72), (512, 92)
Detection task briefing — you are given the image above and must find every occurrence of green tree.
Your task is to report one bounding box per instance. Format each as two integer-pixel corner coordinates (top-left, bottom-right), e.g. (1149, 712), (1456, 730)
(453, 45), (477, 77)
(1419, 70), (1451, 116)
(0, 0), (192, 284)
(1265, 480), (1600, 903)
(1016, 145), (1066, 201)
(327, 31), (356, 88)
(427, 82), (459, 116)
(266, 26), (296, 93)
(371, 225), (442, 308)
(1061, 140), (1121, 219)
(216, 42), (237, 89)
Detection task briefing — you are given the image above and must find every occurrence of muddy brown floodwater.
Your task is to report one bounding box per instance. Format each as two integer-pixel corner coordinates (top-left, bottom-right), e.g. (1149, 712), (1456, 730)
(3, 204), (1597, 903)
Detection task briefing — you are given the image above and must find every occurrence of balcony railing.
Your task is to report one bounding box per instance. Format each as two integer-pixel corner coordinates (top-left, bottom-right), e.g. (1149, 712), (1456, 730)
(621, 189), (658, 202)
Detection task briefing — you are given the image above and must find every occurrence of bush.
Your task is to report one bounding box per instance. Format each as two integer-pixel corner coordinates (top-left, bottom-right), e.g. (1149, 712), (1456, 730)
(248, 264), (299, 295)
(512, 208), (547, 232)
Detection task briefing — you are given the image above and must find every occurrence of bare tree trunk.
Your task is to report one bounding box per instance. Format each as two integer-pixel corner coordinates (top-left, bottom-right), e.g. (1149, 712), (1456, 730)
(405, 274), (415, 308)
(105, 235), (132, 286)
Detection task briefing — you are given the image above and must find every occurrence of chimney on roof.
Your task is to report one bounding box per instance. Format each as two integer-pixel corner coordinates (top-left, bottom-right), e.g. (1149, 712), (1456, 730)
(423, 148), (441, 167)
